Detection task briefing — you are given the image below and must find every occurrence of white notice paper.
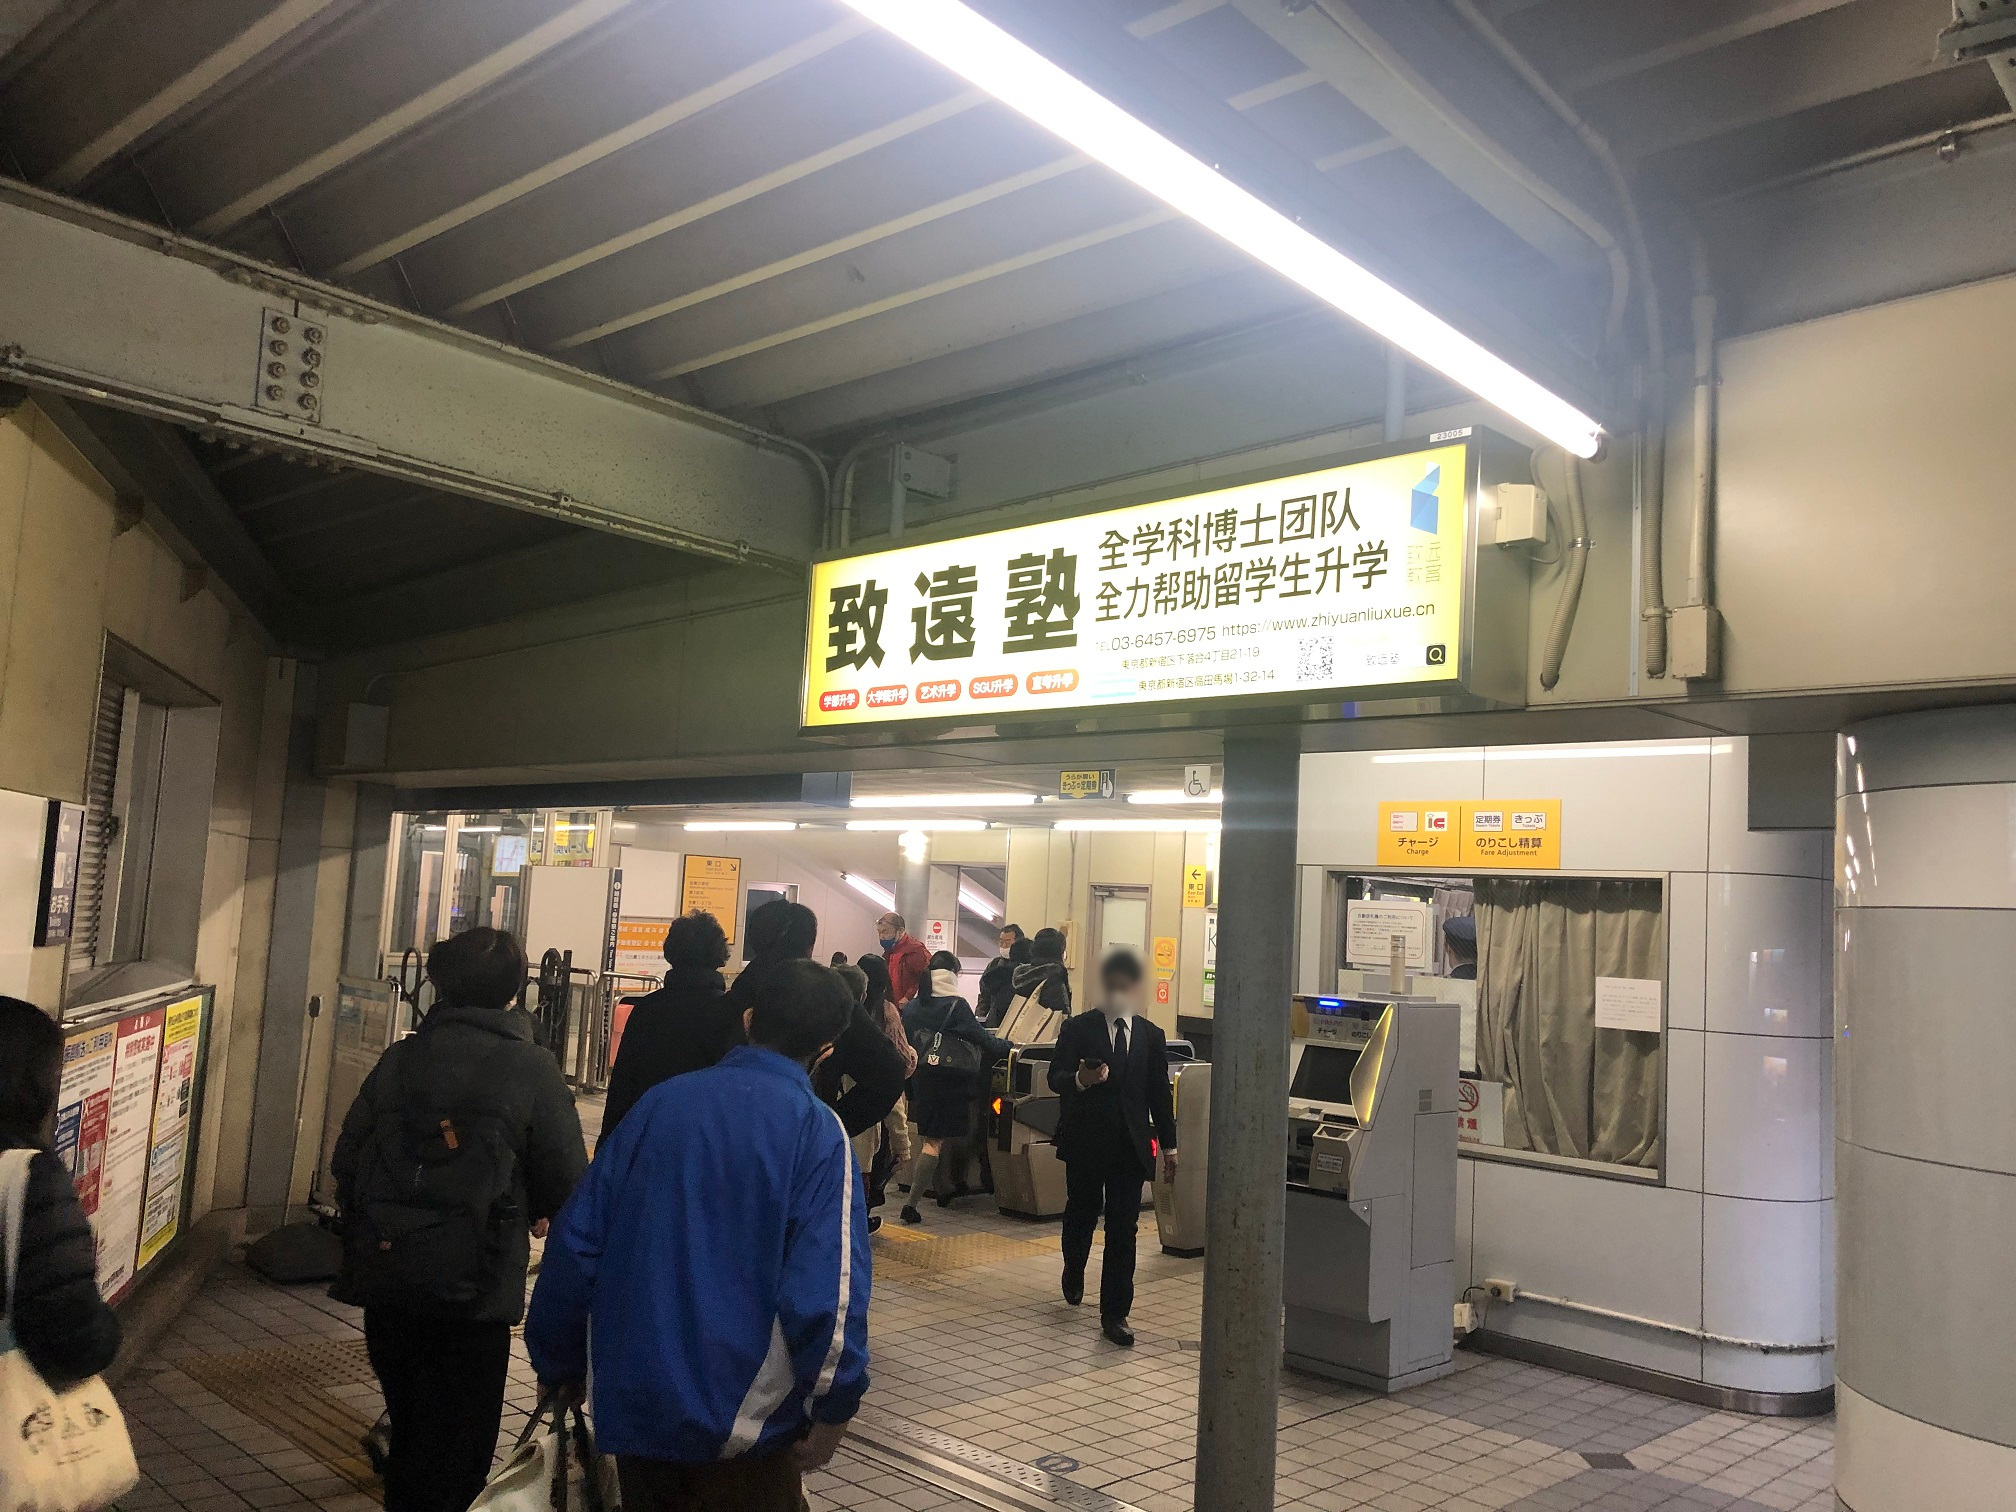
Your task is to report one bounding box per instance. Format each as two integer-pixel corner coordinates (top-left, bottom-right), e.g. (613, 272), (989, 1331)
(1345, 899), (1431, 969)
(1594, 976), (1663, 1033)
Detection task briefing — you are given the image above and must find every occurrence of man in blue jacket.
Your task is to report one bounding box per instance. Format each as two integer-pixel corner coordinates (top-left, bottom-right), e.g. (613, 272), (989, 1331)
(527, 959), (870, 1511)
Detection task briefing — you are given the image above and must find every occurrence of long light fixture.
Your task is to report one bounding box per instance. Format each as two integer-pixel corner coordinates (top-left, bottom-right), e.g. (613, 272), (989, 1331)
(850, 792), (1039, 808)
(1053, 817), (1221, 834)
(1126, 788), (1223, 805)
(683, 820), (799, 832)
(846, 818), (991, 832)
(1370, 741), (1734, 764)
(839, 0), (1603, 457)
(843, 872), (897, 910)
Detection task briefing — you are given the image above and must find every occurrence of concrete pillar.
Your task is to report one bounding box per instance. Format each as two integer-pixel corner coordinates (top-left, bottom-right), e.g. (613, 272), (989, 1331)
(1194, 729), (1299, 1512)
(1835, 707), (2016, 1511)
(895, 831), (931, 941)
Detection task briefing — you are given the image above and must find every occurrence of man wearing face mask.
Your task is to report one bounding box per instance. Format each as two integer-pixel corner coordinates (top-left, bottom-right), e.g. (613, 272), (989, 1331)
(1046, 948), (1178, 1347)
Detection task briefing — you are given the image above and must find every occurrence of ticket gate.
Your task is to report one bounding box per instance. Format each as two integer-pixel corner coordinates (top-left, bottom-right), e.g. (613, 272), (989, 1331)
(991, 1046), (1069, 1219)
(1151, 1060), (1211, 1256)
(1282, 994), (1459, 1393)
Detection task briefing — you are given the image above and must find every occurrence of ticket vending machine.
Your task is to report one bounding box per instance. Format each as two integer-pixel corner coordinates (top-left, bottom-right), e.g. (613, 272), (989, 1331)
(1282, 994), (1459, 1392)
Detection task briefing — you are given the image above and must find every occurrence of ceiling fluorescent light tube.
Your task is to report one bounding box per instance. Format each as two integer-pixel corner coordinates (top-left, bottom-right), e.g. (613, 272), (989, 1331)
(844, 872), (898, 910)
(1053, 818), (1221, 833)
(839, 0), (1602, 457)
(1126, 789), (1223, 805)
(850, 792), (1039, 808)
(683, 821), (799, 831)
(845, 819), (991, 832)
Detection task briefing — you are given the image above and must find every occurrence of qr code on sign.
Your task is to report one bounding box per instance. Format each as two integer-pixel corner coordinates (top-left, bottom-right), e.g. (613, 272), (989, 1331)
(1296, 636), (1334, 683)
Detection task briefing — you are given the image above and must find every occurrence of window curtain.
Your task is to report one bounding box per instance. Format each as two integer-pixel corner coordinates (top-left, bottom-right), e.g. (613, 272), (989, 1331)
(1474, 877), (1664, 1168)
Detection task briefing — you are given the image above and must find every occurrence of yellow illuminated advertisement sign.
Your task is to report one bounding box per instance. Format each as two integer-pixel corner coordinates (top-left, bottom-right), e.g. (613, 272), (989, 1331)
(802, 441), (1471, 727)
(1376, 800), (1563, 870)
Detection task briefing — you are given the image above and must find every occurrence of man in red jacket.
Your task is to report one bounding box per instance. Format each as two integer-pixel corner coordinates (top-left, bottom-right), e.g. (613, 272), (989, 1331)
(876, 912), (931, 1006)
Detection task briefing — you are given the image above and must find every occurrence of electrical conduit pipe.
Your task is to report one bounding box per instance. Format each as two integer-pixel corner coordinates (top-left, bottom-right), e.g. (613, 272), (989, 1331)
(1536, 447), (1588, 692)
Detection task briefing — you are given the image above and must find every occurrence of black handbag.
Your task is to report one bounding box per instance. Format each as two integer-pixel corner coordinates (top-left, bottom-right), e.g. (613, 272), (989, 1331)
(908, 1002), (984, 1079)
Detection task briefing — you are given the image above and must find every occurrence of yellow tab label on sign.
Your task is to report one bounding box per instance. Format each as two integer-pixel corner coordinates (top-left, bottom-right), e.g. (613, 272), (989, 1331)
(1182, 864), (1208, 908)
(1152, 936), (1177, 971)
(1376, 802), (1463, 866)
(1460, 799), (1562, 870)
(1376, 800), (1563, 869)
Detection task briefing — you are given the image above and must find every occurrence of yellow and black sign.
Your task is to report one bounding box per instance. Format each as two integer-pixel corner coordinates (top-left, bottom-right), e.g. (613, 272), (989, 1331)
(1182, 863), (1209, 908)
(1058, 769), (1114, 799)
(1377, 800), (1562, 870)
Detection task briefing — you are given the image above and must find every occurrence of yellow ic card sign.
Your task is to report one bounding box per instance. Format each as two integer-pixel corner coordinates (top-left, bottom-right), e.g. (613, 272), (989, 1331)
(803, 441), (1472, 727)
(1377, 801), (1462, 866)
(1376, 800), (1563, 869)
(1460, 799), (1561, 870)
(1182, 864), (1208, 908)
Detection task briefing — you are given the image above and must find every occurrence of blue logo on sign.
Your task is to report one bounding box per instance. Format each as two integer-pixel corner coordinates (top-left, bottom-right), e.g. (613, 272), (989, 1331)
(1410, 465), (1440, 534)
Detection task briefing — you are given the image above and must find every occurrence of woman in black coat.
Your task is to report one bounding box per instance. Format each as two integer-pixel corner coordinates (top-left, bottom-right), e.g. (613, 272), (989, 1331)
(899, 953), (1008, 1225)
(601, 910), (739, 1134)
(0, 996), (120, 1388)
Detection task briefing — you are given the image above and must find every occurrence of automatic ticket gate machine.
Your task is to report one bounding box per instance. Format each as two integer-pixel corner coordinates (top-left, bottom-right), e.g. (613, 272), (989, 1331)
(990, 995), (1069, 1218)
(1151, 1059), (1211, 1256)
(1283, 994), (1459, 1393)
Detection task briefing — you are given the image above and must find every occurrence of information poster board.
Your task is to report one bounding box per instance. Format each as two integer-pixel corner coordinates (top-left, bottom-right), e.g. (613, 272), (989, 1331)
(1346, 898), (1431, 969)
(680, 855), (742, 944)
(55, 992), (212, 1301)
(83, 1009), (164, 1298)
(613, 917), (674, 979)
(136, 997), (203, 1269)
(1202, 908), (1217, 1009)
(54, 1022), (117, 1224)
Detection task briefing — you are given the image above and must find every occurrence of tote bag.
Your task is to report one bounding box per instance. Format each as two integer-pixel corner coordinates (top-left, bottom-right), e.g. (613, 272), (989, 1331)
(468, 1389), (617, 1512)
(0, 1148), (139, 1512)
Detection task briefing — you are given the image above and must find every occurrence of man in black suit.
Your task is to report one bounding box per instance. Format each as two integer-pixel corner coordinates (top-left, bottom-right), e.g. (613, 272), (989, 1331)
(1046, 947), (1178, 1347)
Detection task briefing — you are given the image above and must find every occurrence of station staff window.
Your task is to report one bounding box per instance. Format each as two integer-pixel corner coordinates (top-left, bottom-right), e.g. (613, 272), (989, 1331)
(1330, 871), (1667, 1181)
(67, 640), (222, 1016)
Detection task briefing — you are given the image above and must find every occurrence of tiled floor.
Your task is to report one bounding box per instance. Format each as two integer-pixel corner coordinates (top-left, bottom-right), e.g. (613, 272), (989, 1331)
(111, 1093), (1838, 1511)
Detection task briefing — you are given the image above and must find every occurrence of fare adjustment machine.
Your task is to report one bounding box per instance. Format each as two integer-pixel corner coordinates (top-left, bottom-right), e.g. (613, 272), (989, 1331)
(1284, 994), (1459, 1392)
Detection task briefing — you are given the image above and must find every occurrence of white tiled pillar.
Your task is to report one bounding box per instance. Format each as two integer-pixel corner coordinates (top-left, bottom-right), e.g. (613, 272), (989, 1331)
(1835, 708), (2016, 1512)
(1697, 741), (1835, 1399)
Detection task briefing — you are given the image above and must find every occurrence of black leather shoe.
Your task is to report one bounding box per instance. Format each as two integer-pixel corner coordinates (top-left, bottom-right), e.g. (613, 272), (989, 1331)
(867, 1214), (882, 1234)
(899, 1205), (922, 1225)
(1061, 1270), (1084, 1306)
(1101, 1319), (1135, 1348)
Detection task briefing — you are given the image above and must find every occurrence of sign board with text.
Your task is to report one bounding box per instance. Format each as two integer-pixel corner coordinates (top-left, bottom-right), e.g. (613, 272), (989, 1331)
(1377, 800), (1562, 870)
(803, 440), (1477, 728)
(1058, 769), (1114, 800)
(679, 855), (742, 944)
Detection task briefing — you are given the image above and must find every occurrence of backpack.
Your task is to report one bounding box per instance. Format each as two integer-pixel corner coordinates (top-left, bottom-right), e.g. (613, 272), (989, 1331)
(341, 1033), (521, 1313)
(907, 1000), (984, 1083)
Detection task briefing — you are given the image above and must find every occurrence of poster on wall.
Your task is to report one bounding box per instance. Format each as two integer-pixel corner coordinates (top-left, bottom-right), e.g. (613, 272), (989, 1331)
(94, 1009), (165, 1298)
(35, 800), (85, 946)
(135, 997), (203, 1270)
(680, 855), (741, 944)
(613, 917), (674, 979)
(1202, 908), (1217, 1009)
(54, 1023), (117, 1224)
(1346, 899), (1431, 969)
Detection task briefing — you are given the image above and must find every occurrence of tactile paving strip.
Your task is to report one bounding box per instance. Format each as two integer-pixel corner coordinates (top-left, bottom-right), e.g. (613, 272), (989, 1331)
(852, 1405), (1145, 1512)
(872, 1226), (1095, 1272)
(177, 1338), (383, 1496)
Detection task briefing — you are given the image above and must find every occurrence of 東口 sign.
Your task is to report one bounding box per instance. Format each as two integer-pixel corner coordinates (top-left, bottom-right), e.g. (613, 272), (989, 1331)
(802, 441), (1472, 728)
(1377, 800), (1562, 870)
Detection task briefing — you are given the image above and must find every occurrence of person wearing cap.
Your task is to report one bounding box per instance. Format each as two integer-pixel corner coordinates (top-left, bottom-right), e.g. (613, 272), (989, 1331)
(1442, 913), (1478, 980)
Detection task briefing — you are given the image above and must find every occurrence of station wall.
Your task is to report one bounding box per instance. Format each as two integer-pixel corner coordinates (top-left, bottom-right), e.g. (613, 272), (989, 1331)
(0, 400), (286, 1230)
(1296, 736), (1834, 1398)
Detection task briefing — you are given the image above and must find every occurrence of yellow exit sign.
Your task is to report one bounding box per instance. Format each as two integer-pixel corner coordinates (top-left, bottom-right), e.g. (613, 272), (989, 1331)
(1377, 800), (1562, 870)
(1058, 769), (1114, 799)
